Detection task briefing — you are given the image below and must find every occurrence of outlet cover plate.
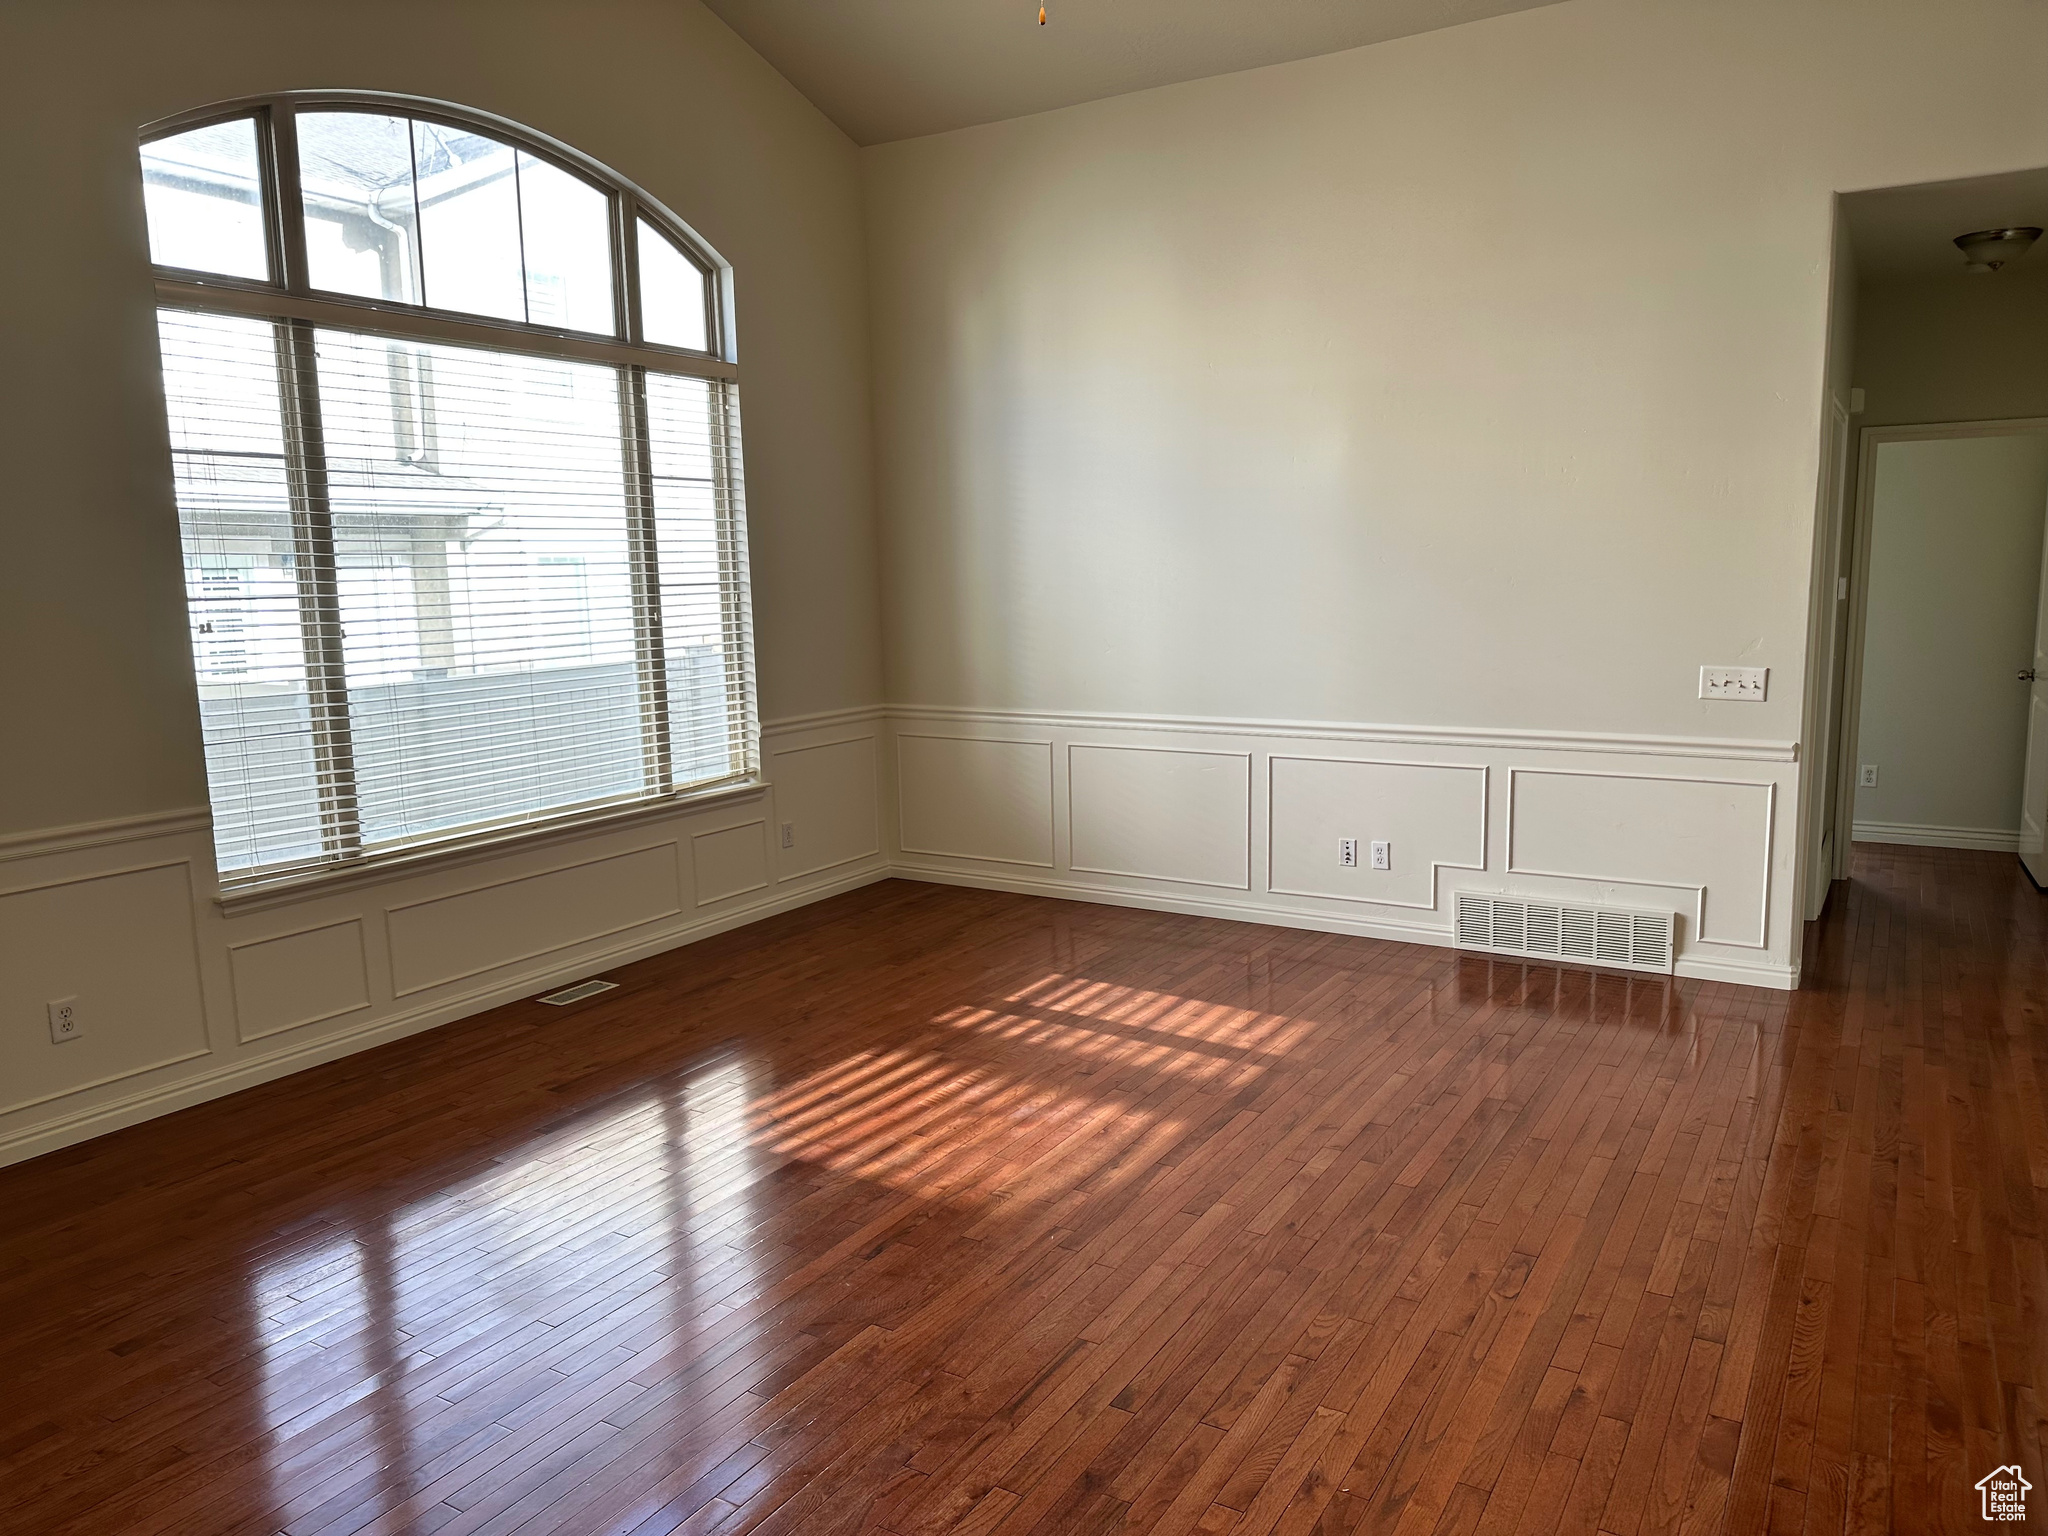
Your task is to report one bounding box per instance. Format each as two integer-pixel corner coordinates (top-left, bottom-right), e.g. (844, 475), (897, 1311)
(47, 997), (82, 1044)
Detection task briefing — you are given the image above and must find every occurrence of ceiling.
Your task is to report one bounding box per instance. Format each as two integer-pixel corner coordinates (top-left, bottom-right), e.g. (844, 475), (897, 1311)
(1844, 166), (2048, 280)
(699, 0), (1568, 146)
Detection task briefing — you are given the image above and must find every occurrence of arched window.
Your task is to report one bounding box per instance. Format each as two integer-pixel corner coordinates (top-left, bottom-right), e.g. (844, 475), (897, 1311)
(139, 94), (755, 893)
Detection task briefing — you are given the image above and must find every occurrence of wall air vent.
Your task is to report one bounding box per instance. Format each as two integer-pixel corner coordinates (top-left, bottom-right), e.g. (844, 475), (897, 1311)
(1454, 893), (1674, 975)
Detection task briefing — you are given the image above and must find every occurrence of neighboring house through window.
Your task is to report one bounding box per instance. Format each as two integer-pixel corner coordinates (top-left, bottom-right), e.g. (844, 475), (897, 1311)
(140, 94), (755, 890)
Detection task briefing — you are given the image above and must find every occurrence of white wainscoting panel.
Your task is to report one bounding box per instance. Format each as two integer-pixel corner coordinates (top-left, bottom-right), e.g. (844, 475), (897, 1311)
(228, 917), (372, 1043)
(0, 708), (895, 1170)
(386, 842), (685, 997)
(1508, 769), (1774, 948)
(0, 699), (1813, 1172)
(897, 734), (1055, 867)
(888, 706), (1800, 989)
(772, 735), (881, 880)
(1068, 744), (1251, 889)
(693, 820), (771, 906)
(0, 861), (210, 1117)
(1269, 757), (1486, 909)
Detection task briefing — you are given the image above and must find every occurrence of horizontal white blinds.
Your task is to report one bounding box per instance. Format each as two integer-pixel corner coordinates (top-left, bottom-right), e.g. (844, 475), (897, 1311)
(158, 307), (752, 883)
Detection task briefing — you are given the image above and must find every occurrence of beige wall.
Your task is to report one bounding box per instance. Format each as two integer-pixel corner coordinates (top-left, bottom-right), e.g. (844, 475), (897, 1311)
(1858, 270), (2048, 431)
(1853, 434), (2048, 841)
(863, 0), (2048, 743)
(0, 0), (883, 839)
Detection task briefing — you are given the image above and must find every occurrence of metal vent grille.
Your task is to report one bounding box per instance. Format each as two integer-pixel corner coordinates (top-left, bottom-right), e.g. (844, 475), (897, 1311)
(1453, 893), (1675, 975)
(536, 978), (619, 1006)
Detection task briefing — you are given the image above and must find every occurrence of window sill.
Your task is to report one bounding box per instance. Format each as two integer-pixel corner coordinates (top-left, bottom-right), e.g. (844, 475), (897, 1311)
(213, 777), (768, 916)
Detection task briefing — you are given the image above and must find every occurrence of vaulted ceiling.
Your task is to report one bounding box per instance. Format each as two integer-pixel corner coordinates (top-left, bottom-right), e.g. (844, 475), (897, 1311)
(699, 0), (1568, 146)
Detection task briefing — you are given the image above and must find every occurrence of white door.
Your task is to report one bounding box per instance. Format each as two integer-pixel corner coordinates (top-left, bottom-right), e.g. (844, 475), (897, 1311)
(2020, 484), (2048, 885)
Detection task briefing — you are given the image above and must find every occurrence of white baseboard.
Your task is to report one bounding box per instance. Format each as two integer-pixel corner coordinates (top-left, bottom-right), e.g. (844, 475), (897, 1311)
(1853, 821), (2020, 853)
(0, 861), (889, 1170)
(894, 862), (1452, 946)
(1673, 952), (1801, 989)
(890, 863), (1797, 991)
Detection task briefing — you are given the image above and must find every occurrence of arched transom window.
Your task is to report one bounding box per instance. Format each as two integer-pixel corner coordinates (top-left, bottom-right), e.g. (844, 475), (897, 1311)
(140, 94), (755, 893)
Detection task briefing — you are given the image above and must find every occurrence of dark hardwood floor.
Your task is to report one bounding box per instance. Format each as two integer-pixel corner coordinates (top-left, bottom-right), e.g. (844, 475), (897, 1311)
(1, 846), (2042, 1535)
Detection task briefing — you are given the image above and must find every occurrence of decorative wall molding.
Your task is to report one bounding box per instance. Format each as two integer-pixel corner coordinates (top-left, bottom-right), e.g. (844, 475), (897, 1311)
(1266, 756), (1488, 911)
(1505, 768), (1776, 949)
(692, 820), (772, 906)
(1854, 820), (2020, 853)
(384, 841), (685, 998)
(227, 916), (373, 1043)
(889, 704), (1799, 991)
(760, 702), (891, 734)
(0, 862), (890, 1169)
(216, 779), (766, 916)
(0, 806), (211, 864)
(0, 696), (1805, 1172)
(1067, 742), (1253, 890)
(895, 734), (1056, 868)
(887, 703), (1798, 763)
(769, 735), (881, 881)
(0, 710), (893, 1170)
(0, 858), (214, 1118)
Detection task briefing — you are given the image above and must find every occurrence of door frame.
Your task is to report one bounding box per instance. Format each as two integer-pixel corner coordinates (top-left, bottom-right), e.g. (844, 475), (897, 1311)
(1799, 393), (1853, 920)
(1830, 415), (2048, 881)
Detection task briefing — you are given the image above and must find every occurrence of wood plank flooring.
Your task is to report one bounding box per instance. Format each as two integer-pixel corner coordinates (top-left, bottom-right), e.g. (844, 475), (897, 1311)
(0, 846), (2042, 1535)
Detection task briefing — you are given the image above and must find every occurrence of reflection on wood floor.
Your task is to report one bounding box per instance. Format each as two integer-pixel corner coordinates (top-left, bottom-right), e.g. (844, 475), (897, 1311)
(0, 847), (2041, 1535)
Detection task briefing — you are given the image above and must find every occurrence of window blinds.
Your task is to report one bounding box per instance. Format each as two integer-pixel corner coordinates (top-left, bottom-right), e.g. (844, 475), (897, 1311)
(158, 308), (752, 883)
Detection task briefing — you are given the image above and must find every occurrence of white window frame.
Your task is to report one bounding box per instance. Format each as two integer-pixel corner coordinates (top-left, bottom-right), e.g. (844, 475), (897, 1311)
(145, 91), (760, 909)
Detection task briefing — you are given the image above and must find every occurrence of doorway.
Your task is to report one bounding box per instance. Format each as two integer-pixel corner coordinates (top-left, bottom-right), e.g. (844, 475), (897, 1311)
(1836, 422), (2048, 864)
(1798, 166), (2048, 924)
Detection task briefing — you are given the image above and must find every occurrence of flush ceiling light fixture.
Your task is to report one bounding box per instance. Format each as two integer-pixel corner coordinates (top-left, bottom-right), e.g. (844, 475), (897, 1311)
(1954, 226), (2042, 273)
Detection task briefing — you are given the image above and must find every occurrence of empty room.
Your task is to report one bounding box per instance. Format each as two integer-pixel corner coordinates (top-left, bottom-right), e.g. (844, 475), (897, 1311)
(3, 2), (2047, 1533)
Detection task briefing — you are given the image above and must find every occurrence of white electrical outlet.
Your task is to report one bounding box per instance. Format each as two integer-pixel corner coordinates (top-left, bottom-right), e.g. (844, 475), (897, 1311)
(1859, 764), (1879, 788)
(1338, 838), (1358, 867)
(1370, 841), (1391, 871)
(1699, 666), (1768, 701)
(780, 822), (795, 849)
(47, 997), (82, 1044)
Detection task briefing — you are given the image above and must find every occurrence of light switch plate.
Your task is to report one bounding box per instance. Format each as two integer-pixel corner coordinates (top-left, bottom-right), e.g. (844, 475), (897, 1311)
(1700, 666), (1768, 701)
